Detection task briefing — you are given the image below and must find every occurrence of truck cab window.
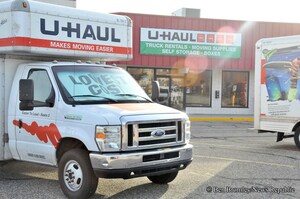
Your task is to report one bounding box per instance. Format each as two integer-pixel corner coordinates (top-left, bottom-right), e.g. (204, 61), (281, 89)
(28, 69), (55, 107)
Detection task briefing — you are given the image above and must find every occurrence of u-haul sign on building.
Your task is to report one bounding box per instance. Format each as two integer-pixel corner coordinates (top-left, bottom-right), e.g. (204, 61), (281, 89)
(0, 0), (132, 61)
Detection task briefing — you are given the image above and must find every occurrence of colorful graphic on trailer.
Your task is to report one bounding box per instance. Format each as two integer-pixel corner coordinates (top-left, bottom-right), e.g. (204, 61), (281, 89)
(261, 45), (300, 116)
(140, 28), (242, 58)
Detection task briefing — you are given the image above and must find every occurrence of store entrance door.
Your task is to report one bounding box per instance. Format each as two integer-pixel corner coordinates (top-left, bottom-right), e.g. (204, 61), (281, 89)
(171, 77), (185, 110)
(156, 75), (185, 110)
(156, 76), (171, 106)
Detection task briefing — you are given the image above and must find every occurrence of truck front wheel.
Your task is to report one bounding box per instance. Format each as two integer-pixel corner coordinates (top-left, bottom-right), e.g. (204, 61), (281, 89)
(294, 128), (300, 150)
(58, 149), (98, 199)
(147, 172), (178, 184)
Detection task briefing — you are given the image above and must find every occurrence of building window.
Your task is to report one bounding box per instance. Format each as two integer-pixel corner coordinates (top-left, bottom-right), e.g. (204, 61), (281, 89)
(186, 70), (212, 107)
(156, 68), (170, 75)
(221, 71), (249, 108)
(127, 68), (154, 97)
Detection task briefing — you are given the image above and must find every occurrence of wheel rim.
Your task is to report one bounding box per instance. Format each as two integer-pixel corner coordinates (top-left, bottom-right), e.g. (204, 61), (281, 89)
(63, 160), (83, 192)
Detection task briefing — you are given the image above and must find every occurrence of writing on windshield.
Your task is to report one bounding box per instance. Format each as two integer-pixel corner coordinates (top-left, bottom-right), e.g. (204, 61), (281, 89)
(68, 73), (126, 95)
(53, 65), (151, 104)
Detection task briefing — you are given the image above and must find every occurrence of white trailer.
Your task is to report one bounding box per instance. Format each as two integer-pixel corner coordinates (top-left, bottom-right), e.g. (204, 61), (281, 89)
(254, 35), (300, 149)
(0, 1), (193, 198)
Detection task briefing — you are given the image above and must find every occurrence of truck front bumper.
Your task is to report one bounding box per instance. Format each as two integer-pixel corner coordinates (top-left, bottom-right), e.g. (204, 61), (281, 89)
(89, 144), (193, 179)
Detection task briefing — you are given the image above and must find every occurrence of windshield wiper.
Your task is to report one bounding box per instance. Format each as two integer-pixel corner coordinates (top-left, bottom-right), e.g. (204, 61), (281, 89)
(114, 94), (152, 102)
(69, 95), (118, 103)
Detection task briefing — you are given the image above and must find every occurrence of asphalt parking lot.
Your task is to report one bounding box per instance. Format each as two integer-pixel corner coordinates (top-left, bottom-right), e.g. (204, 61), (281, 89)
(0, 121), (299, 199)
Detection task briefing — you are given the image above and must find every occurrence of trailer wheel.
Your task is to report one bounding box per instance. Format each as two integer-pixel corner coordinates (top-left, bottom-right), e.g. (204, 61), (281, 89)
(58, 149), (98, 199)
(147, 172), (178, 184)
(294, 128), (300, 150)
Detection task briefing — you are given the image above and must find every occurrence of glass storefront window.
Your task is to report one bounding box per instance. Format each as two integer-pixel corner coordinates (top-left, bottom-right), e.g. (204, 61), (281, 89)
(221, 71), (249, 108)
(127, 68), (154, 97)
(186, 70), (212, 107)
(156, 68), (170, 75)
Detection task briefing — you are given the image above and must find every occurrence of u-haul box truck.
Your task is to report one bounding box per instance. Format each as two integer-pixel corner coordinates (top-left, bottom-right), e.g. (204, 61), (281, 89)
(0, 0), (193, 198)
(254, 35), (300, 150)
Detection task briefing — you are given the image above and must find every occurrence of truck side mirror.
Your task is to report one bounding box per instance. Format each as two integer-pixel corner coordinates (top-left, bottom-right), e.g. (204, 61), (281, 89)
(151, 81), (160, 101)
(19, 79), (34, 111)
(159, 88), (170, 106)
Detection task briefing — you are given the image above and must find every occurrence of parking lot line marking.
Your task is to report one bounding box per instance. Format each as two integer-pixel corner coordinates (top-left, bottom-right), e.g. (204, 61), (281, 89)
(194, 155), (295, 168)
(194, 142), (298, 152)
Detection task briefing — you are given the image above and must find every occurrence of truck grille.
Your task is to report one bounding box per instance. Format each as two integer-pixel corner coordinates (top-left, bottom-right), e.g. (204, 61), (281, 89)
(124, 120), (184, 150)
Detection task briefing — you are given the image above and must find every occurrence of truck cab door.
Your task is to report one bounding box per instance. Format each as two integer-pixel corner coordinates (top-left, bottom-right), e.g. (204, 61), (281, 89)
(14, 67), (59, 165)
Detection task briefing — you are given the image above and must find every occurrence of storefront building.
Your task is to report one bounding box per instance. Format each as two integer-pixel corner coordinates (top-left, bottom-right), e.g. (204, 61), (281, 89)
(111, 12), (300, 115)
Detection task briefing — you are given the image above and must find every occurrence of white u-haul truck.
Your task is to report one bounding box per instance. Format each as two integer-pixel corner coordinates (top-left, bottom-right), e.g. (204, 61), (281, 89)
(254, 35), (300, 150)
(0, 0), (193, 198)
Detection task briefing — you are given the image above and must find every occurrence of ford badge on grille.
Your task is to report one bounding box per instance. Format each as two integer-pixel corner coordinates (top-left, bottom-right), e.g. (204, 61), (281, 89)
(151, 129), (166, 137)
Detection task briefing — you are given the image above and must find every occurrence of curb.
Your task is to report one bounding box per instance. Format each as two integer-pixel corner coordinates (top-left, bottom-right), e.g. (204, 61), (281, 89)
(189, 117), (254, 122)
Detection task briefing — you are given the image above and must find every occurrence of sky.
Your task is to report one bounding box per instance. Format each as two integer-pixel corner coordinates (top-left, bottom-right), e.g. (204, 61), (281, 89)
(77, 0), (300, 23)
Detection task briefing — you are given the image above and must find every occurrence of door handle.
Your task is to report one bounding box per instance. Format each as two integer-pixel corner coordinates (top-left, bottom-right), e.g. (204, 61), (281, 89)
(18, 120), (23, 129)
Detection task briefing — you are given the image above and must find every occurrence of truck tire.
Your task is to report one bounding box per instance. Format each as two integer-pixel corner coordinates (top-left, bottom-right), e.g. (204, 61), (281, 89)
(147, 172), (178, 184)
(294, 128), (300, 150)
(58, 149), (98, 199)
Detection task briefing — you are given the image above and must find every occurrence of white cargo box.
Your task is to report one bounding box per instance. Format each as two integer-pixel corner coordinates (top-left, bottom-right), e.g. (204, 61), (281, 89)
(255, 35), (300, 132)
(0, 0), (132, 61)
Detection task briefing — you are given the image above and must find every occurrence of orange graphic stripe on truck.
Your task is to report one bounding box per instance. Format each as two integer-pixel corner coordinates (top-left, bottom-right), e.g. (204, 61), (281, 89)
(0, 37), (132, 55)
(13, 120), (62, 148)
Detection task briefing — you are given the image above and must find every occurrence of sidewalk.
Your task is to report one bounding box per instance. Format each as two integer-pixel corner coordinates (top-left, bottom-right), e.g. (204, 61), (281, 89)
(188, 114), (254, 122)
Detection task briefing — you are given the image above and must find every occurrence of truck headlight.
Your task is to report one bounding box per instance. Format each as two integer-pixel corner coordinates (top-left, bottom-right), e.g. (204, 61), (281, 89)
(96, 126), (121, 152)
(185, 121), (191, 143)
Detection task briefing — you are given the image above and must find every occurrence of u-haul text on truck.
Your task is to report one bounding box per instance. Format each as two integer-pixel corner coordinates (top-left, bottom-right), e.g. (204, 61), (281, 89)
(0, 0), (193, 198)
(254, 34), (300, 150)
(0, 0), (132, 59)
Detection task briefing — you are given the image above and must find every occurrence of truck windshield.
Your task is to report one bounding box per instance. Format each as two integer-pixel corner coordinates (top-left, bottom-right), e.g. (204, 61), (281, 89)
(52, 65), (152, 105)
